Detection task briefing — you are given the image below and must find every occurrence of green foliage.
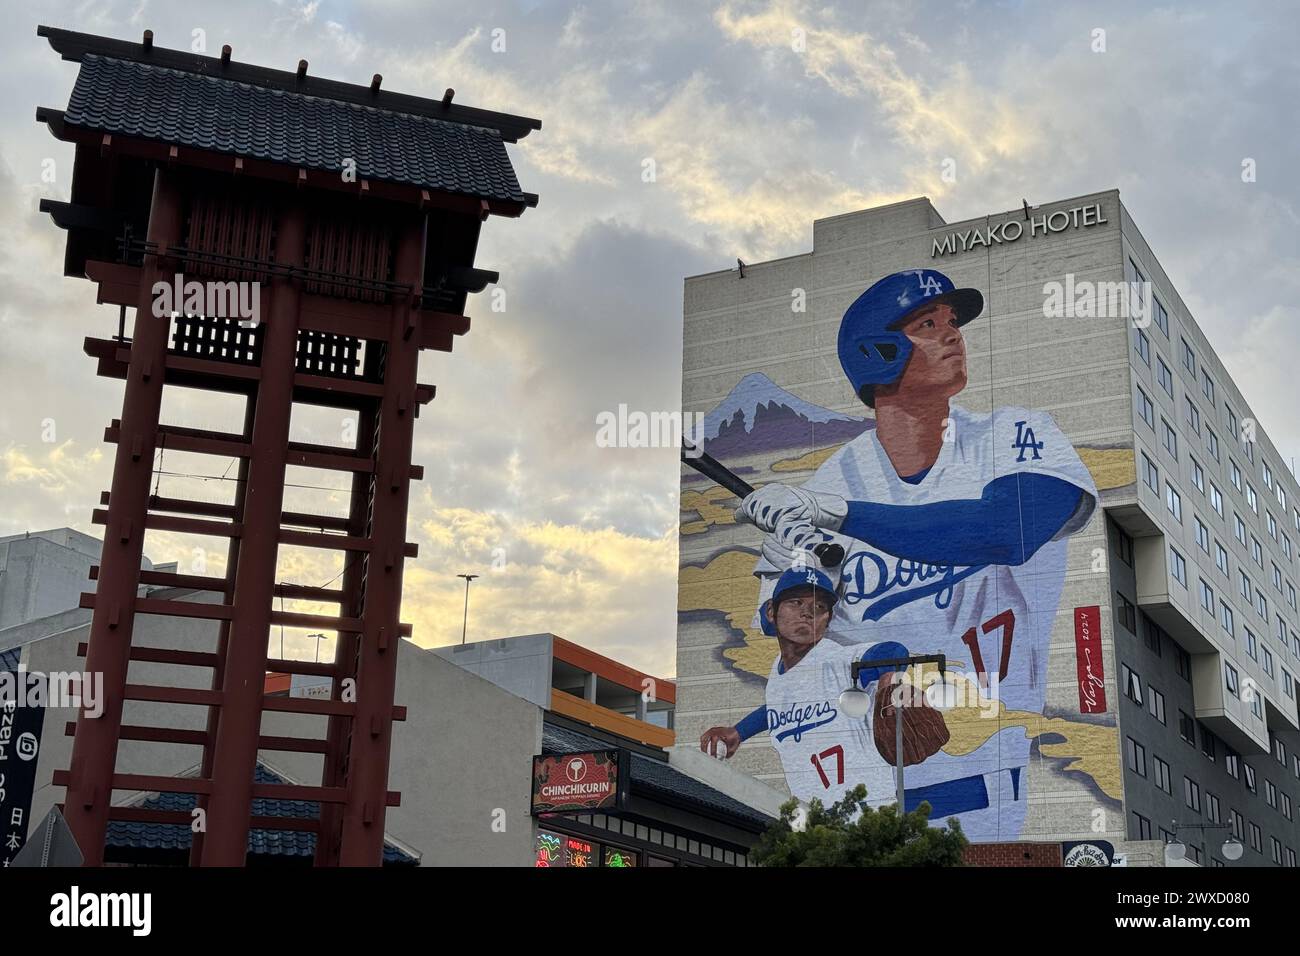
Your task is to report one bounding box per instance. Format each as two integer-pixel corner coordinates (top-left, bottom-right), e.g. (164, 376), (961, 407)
(751, 785), (969, 867)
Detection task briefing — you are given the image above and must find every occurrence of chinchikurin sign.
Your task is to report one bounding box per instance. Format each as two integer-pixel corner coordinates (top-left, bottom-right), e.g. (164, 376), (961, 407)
(931, 203), (1107, 257)
(531, 750), (628, 814)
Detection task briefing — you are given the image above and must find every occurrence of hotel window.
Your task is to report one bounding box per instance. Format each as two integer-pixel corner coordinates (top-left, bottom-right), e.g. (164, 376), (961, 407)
(1201, 725), (1217, 761)
(1186, 399), (1201, 433)
(1229, 809), (1243, 840)
(1162, 419), (1178, 459)
(1207, 792), (1221, 824)
(1225, 663), (1239, 698)
(1126, 736), (1147, 776)
(1257, 589), (1267, 619)
(1179, 710), (1195, 743)
(1288, 583), (1296, 610)
(1195, 518), (1210, 552)
(1202, 371), (1214, 402)
(1143, 615), (1163, 655)
(1137, 387), (1154, 428)
(1154, 755), (1171, 793)
(1199, 578), (1215, 612)
(1245, 439), (1254, 463)
(1153, 295), (1168, 336)
(1184, 777), (1201, 812)
(1272, 838), (1282, 865)
(1291, 848), (1298, 868)
(1240, 570), (1251, 600)
(1285, 794), (1294, 821)
(1220, 601), (1234, 637)
(1132, 812), (1152, 841)
(1266, 779), (1277, 809)
(1283, 536), (1292, 560)
(1249, 822), (1262, 854)
(1210, 483), (1223, 516)
(1134, 328), (1150, 366)
(1253, 539), (1263, 568)
(1116, 593), (1136, 633)
(1274, 563), (1283, 591)
(1276, 736), (1288, 766)
(1230, 459), (1242, 492)
(1252, 694), (1263, 720)
(1176, 645), (1191, 682)
(1166, 483), (1182, 522)
(1191, 456), (1205, 493)
(1245, 764), (1257, 793)
(1157, 358), (1174, 396)
(1207, 428), (1219, 461)
(1148, 686), (1166, 724)
(1170, 546), (1187, 587)
(1122, 662), (1142, 703)
(1247, 484), (1258, 513)
(1113, 525), (1133, 566)
(1227, 751), (1240, 779)
(1246, 628), (1258, 661)
(1215, 541), (1229, 576)
(1263, 462), (1273, 489)
(1278, 614), (1287, 643)
(1142, 453), (1159, 493)
(1268, 512), (1278, 540)
(1264, 647), (1274, 678)
(1182, 338), (1196, 373)
(1279, 487), (1287, 510)
(1235, 514), (1247, 545)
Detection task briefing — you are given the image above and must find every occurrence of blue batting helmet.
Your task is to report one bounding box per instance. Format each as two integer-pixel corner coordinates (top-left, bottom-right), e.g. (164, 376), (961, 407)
(771, 566), (838, 609)
(837, 269), (983, 405)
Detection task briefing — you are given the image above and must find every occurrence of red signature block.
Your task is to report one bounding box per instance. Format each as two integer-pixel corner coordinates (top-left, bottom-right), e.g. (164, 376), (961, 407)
(1074, 605), (1107, 714)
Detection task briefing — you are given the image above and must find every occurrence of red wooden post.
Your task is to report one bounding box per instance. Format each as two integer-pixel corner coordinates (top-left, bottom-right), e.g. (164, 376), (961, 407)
(338, 217), (426, 865)
(200, 207), (307, 864)
(63, 169), (182, 865)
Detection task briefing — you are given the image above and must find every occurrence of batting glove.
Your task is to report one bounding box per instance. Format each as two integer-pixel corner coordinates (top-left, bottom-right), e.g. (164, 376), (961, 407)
(737, 483), (847, 533)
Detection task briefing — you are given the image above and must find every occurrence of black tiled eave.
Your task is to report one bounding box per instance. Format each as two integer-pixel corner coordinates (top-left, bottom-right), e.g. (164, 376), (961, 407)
(63, 54), (527, 204)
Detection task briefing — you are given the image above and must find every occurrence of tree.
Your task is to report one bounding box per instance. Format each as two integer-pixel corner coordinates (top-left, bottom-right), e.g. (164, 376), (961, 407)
(751, 785), (968, 867)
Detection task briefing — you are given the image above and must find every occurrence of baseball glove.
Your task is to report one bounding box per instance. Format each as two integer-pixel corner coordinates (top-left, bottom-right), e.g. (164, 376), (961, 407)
(873, 672), (950, 766)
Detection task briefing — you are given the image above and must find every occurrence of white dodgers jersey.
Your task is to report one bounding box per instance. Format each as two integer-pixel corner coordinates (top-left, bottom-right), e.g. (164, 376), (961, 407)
(754, 403), (1097, 840)
(764, 637), (895, 808)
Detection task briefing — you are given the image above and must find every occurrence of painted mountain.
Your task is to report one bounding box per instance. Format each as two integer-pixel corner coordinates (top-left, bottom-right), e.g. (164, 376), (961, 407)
(701, 372), (873, 459)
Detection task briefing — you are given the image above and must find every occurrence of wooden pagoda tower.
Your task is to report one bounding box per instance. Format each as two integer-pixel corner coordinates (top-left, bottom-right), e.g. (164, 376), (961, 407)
(35, 25), (538, 865)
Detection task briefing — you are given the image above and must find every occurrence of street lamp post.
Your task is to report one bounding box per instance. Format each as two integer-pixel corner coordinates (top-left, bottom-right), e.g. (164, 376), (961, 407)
(457, 573), (479, 645)
(308, 632), (327, 663)
(839, 653), (947, 812)
(1166, 820), (1244, 863)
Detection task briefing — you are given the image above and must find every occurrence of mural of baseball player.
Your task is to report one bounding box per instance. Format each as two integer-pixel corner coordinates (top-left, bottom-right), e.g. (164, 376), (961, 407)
(700, 565), (951, 808)
(700, 269), (1099, 842)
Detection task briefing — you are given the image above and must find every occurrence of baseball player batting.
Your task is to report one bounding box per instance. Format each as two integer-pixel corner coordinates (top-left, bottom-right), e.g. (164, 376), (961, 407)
(700, 268), (1098, 841)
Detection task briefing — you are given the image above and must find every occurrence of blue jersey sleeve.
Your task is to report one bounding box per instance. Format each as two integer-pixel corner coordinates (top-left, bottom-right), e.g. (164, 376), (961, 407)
(838, 473), (1083, 566)
(735, 705), (768, 741)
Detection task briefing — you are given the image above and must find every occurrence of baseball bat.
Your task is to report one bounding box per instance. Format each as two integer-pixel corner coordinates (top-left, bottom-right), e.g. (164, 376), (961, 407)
(681, 438), (845, 568)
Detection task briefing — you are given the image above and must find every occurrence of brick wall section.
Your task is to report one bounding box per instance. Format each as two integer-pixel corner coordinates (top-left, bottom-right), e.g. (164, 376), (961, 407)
(964, 842), (1063, 867)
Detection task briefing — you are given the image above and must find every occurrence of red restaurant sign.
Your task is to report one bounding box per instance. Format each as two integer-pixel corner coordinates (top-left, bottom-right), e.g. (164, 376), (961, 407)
(531, 750), (626, 814)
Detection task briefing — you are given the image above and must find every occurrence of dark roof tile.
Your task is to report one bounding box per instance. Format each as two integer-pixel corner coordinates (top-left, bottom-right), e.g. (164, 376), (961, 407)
(64, 55), (526, 204)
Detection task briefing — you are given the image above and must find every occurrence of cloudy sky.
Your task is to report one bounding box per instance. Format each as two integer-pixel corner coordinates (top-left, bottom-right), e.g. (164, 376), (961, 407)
(2, 0), (1297, 678)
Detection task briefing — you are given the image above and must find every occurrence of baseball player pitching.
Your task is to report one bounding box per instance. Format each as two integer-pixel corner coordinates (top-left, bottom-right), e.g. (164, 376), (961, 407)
(700, 564), (950, 808)
(702, 268), (1098, 841)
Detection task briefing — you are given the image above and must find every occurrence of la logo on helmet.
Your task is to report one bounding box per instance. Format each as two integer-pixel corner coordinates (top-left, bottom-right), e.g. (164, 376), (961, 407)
(918, 273), (943, 297)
